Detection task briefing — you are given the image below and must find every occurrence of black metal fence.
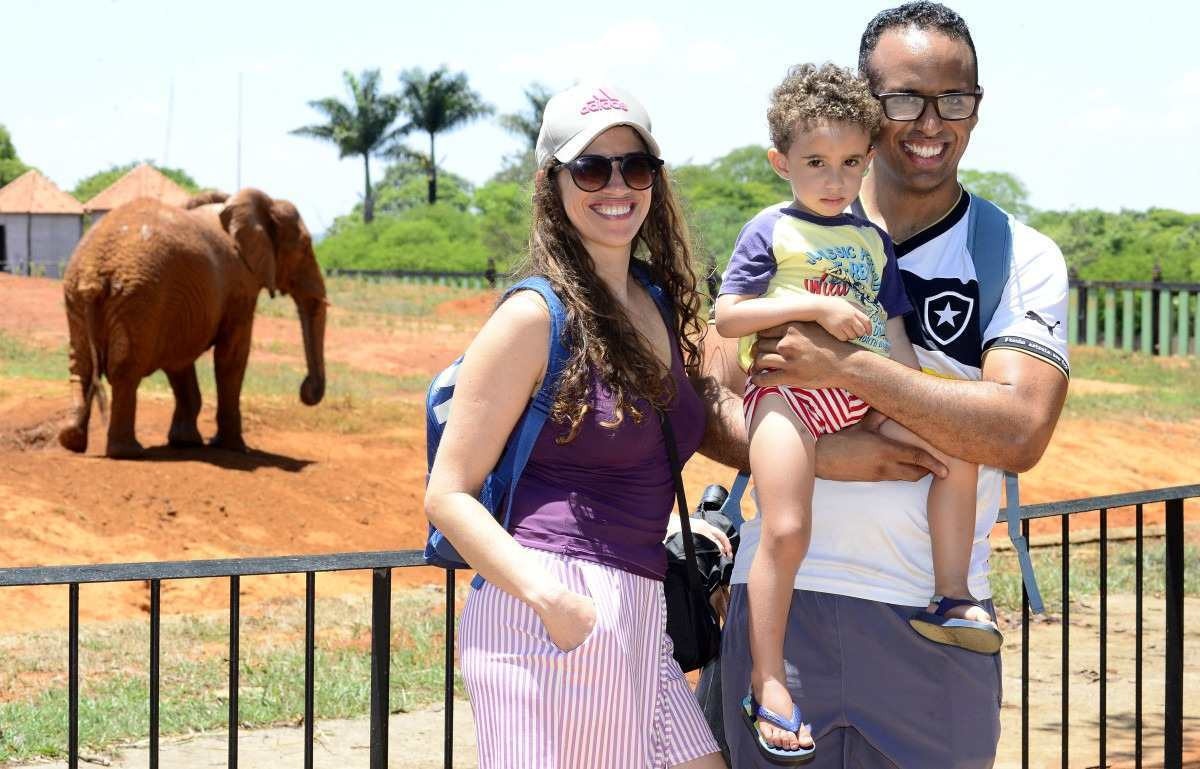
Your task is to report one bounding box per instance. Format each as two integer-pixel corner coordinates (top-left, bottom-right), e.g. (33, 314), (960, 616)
(0, 484), (1195, 768)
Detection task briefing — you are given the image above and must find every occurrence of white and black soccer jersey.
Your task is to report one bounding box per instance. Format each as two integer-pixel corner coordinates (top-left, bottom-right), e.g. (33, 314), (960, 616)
(899, 191), (1070, 382)
(731, 191), (1071, 606)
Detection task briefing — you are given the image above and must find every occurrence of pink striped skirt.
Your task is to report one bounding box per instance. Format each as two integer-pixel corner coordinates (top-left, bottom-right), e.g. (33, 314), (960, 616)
(459, 548), (720, 768)
(743, 381), (870, 439)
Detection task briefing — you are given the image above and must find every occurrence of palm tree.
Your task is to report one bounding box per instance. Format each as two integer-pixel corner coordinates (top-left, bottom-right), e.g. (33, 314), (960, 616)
(498, 83), (553, 150)
(291, 69), (401, 223)
(395, 67), (493, 205)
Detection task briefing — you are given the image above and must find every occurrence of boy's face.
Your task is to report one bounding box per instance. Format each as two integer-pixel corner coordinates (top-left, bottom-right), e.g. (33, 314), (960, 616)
(768, 121), (873, 217)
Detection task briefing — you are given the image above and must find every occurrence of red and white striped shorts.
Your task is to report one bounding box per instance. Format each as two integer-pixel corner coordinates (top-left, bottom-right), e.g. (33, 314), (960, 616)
(743, 380), (870, 439)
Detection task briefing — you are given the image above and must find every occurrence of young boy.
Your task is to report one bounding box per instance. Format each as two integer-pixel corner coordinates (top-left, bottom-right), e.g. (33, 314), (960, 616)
(715, 62), (1001, 764)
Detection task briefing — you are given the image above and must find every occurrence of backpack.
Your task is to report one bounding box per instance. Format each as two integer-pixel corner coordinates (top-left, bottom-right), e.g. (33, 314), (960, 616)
(967, 195), (1044, 613)
(423, 265), (674, 573)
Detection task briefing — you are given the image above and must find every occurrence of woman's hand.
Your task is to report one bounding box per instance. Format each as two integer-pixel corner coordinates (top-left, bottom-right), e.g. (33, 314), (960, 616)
(536, 587), (597, 652)
(665, 515), (733, 558)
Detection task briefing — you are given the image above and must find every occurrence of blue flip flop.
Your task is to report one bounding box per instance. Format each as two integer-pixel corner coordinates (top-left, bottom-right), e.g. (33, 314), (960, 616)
(909, 595), (1004, 654)
(740, 692), (816, 765)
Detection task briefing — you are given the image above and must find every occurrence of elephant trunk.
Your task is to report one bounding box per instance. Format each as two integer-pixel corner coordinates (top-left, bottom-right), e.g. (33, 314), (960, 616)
(297, 296), (326, 406)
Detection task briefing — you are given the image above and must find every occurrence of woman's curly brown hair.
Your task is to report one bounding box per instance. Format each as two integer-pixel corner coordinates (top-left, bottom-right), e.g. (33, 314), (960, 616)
(510, 158), (706, 444)
(768, 62), (882, 152)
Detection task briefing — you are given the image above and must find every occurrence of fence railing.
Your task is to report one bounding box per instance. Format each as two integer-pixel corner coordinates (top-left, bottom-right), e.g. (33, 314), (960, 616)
(1068, 280), (1200, 356)
(0, 484), (1196, 769)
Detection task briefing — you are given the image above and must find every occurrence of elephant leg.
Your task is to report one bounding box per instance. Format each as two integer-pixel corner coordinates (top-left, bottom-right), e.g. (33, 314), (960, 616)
(58, 312), (93, 453)
(211, 328), (252, 452)
(166, 365), (203, 448)
(105, 377), (144, 459)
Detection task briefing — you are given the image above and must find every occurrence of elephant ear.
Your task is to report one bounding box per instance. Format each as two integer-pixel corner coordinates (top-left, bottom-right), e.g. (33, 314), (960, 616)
(219, 189), (278, 297)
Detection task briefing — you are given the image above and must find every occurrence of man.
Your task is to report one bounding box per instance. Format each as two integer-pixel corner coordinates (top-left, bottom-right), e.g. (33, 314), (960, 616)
(716, 3), (1070, 767)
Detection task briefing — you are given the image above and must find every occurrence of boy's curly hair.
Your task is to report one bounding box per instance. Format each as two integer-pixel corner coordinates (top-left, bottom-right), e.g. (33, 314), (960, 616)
(767, 62), (882, 152)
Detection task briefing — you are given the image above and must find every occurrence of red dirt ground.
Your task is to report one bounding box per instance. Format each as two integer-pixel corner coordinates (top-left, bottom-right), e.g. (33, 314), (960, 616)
(1, 273), (1197, 630)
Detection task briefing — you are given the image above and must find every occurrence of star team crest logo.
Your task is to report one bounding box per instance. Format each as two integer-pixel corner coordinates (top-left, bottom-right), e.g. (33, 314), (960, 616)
(923, 290), (975, 346)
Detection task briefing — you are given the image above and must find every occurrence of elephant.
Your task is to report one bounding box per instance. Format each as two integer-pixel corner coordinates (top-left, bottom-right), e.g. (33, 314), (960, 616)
(57, 188), (327, 459)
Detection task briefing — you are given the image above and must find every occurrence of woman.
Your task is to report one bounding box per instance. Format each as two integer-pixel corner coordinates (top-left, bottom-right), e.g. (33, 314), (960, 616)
(425, 84), (727, 769)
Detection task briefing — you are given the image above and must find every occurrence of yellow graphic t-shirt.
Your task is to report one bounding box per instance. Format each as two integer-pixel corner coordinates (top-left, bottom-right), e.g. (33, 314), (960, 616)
(719, 206), (912, 371)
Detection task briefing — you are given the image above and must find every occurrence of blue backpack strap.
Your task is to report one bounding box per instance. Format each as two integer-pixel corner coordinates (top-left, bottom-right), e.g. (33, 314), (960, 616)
(719, 471), (751, 531)
(967, 194), (1043, 613)
(966, 193), (1012, 333)
(464, 277), (568, 589)
(496, 276), (569, 532)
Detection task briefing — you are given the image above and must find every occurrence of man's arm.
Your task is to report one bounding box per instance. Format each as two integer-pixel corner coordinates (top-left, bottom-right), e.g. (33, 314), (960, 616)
(696, 329), (946, 480)
(751, 326), (1068, 472)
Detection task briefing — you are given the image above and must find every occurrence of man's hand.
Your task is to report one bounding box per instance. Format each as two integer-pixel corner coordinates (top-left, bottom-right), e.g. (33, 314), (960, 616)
(751, 322), (862, 389)
(814, 421), (948, 482)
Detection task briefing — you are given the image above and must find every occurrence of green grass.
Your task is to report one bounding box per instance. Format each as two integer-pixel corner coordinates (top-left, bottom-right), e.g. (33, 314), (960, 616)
(989, 537), (1200, 611)
(255, 277), (488, 321)
(0, 589), (463, 763)
(0, 332), (69, 381)
(0, 330), (427, 404)
(1064, 347), (1200, 421)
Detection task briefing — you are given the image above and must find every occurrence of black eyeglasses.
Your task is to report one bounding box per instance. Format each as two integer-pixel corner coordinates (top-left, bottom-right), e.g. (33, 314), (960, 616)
(875, 89), (983, 121)
(555, 153), (664, 192)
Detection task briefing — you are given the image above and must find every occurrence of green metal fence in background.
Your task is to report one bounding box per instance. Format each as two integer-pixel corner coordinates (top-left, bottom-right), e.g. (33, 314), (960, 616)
(1068, 281), (1200, 356)
(324, 268), (516, 291)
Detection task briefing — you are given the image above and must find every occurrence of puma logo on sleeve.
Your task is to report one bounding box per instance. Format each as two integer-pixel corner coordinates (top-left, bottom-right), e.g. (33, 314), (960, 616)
(1024, 310), (1062, 337)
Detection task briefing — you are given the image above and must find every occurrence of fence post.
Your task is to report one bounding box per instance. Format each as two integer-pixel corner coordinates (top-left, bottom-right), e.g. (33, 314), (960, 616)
(1103, 287), (1116, 349)
(1067, 286), (1079, 345)
(1177, 290), (1190, 356)
(1122, 289), (1134, 352)
(1164, 498), (1183, 768)
(1194, 292), (1200, 356)
(370, 568), (392, 769)
(1085, 287), (1099, 346)
(1158, 290), (1172, 357)
(1141, 289), (1154, 355)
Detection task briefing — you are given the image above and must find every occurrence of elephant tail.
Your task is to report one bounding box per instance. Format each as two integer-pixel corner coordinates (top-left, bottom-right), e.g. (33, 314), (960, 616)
(82, 294), (109, 423)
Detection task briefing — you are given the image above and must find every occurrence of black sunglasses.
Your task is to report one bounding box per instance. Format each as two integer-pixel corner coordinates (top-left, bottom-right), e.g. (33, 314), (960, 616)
(874, 89), (983, 121)
(555, 153), (664, 192)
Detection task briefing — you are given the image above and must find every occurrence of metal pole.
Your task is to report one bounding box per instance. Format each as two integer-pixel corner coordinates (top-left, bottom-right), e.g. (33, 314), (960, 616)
(1164, 499), (1183, 767)
(370, 568), (392, 769)
(445, 569), (456, 769)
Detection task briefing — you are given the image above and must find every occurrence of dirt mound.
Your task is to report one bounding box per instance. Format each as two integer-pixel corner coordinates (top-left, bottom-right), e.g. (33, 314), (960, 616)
(435, 291), (499, 319)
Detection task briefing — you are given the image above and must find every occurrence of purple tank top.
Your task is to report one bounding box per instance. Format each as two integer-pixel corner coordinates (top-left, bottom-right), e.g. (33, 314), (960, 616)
(507, 334), (705, 580)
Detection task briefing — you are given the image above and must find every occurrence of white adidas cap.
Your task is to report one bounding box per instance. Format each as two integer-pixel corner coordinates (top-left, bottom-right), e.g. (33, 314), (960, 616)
(535, 84), (660, 167)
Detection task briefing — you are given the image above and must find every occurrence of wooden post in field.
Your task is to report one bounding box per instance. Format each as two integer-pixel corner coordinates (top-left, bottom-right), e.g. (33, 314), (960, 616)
(1194, 293), (1200, 356)
(1177, 291), (1190, 356)
(1122, 289), (1134, 352)
(1141, 289), (1154, 354)
(1158, 290), (1172, 357)
(1068, 286), (1079, 345)
(1086, 288), (1099, 347)
(1104, 288), (1116, 349)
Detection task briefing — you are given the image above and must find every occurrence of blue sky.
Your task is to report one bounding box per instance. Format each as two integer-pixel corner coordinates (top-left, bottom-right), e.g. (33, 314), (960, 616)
(6, 0), (1198, 234)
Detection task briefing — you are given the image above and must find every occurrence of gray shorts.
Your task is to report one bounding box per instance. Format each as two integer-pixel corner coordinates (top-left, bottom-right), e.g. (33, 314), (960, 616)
(721, 585), (1002, 769)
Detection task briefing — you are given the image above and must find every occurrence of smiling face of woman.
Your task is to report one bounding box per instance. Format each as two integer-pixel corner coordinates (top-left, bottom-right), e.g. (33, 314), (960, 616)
(555, 126), (653, 260)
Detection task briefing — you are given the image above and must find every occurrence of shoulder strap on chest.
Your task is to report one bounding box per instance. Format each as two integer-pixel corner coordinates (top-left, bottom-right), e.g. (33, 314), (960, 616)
(965, 193), (1013, 330)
